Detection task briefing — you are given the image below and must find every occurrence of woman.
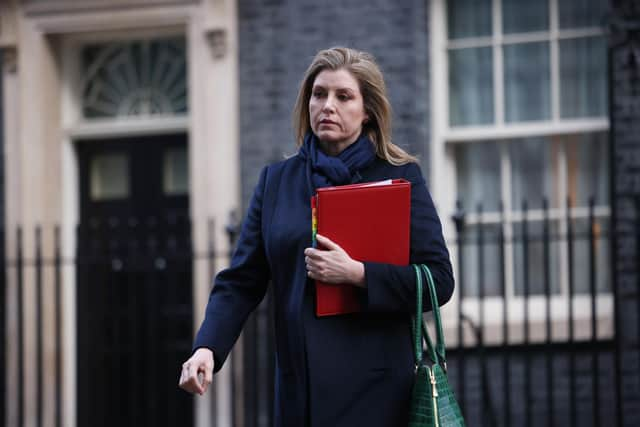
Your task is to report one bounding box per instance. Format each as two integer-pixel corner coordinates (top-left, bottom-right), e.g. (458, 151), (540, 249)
(179, 47), (454, 427)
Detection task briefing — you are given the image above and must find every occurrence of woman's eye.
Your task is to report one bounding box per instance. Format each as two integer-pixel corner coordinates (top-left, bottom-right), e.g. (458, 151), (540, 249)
(312, 91), (325, 98)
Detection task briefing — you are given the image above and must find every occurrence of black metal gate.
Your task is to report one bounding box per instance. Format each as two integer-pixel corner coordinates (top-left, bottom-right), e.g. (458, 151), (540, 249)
(447, 198), (617, 427)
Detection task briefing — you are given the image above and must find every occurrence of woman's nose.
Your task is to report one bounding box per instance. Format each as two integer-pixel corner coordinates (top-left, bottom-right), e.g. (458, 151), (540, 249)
(322, 95), (336, 112)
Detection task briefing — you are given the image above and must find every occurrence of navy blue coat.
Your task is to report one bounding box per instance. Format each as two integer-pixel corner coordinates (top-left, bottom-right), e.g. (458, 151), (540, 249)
(194, 153), (454, 427)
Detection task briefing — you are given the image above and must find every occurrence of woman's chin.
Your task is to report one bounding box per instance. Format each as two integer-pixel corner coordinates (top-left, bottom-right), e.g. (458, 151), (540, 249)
(315, 130), (339, 142)
(315, 132), (353, 146)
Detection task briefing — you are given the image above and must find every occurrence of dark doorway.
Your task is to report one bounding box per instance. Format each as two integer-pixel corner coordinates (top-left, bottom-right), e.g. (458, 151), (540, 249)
(75, 134), (193, 427)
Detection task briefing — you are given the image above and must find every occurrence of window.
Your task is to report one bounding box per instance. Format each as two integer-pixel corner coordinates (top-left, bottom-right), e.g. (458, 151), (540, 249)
(163, 147), (189, 196)
(446, 0), (607, 126)
(431, 0), (611, 338)
(90, 153), (130, 200)
(81, 36), (188, 119)
(455, 133), (609, 297)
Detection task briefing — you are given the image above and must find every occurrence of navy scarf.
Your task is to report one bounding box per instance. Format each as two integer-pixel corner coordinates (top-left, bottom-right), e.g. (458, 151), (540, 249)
(298, 132), (377, 192)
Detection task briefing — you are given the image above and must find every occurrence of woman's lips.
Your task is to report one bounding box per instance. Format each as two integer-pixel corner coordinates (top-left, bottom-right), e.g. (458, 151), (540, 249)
(319, 119), (337, 125)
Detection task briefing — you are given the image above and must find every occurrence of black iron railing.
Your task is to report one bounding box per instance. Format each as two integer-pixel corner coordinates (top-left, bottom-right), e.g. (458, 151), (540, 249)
(449, 197), (615, 427)
(0, 195), (629, 427)
(4, 226), (70, 427)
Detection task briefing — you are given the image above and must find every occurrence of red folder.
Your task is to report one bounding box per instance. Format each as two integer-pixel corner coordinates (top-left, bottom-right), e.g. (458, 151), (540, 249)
(311, 179), (411, 316)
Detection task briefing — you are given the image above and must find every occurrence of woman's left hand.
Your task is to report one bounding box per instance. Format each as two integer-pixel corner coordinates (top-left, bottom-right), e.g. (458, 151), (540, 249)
(304, 234), (365, 287)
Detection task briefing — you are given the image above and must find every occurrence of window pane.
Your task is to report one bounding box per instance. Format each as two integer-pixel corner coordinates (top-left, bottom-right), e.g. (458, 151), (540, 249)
(82, 36), (188, 118)
(560, 36), (607, 118)
(566, 132), (609, 207)
(90, 153), (129, 200)
(447, 0), (492, 39)
(510, 137), (561, 210)
(455, 141), (501, 212)
(502, 0), (549, 34)
(449, 47), (494, 126)
(571, 217), (610, 294)
(459, 224), (503, 297)
(163, 147), (189, 195)
(504, 42), (551, 122)
(513, 220), (562, 296)
(559, 0), (608, 29)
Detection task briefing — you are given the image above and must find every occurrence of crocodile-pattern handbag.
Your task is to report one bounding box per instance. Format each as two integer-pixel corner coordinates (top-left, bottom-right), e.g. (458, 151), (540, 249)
(408, 264), (466, 427)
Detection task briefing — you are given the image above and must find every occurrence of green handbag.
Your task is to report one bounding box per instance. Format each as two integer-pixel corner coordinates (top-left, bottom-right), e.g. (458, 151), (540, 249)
(408, 264), (466, 427)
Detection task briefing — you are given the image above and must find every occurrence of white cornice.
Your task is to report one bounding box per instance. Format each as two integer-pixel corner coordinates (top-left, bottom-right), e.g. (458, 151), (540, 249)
(29, 6), (193, 35)
(444, 119), (610, 143)
(67, 115), (190, 140)
(23, 0), (198, 16)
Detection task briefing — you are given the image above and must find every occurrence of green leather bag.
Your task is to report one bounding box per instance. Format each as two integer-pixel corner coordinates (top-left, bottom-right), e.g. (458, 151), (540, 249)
(408, 264), (466, 427)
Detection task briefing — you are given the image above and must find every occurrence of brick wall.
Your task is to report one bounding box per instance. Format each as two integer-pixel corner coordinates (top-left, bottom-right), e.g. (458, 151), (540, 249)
(237, 0), (430, 206)
(610, 1), (640, 425)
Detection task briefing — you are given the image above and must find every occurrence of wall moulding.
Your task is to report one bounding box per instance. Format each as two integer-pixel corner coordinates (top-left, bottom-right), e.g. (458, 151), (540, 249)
(30, 9), (191, 36)
(205, 28), (227, 59)
(23, 0), (199, 16)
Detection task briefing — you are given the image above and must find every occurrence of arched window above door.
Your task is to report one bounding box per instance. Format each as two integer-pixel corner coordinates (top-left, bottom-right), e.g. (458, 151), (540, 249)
(81, 36), (187, 119)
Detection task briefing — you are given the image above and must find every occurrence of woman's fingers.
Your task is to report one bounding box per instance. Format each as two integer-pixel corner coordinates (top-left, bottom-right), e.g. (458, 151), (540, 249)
(315, 234), (342, 251)
(179, 363), (204, 394)
(304, 244), (363, 284)
(304, 252), (324, 276)
(198, 363), (213, 394)
(304, 235), (361, 283)
(304, 235), (344, 261)
(304, 247), (324, 260)
(179, 349), (214, 395)
(201, 363), (213, 392)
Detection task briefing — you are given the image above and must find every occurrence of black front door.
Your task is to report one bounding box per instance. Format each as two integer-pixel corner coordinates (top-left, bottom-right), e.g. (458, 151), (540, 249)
(76, 134), (193, 427)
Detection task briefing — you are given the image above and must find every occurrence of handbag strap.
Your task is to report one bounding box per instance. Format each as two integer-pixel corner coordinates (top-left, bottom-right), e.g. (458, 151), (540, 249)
(421, 264), (446, 365)
(412, 264), (421, 363)
(412, 264), (447, 367)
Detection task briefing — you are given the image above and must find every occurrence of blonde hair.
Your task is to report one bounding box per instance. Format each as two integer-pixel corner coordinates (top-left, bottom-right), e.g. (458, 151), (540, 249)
(292, 47), (417, 165)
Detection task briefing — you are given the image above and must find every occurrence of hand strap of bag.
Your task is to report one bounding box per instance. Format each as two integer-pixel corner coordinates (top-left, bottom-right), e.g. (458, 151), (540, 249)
(412, 264), (447, 368)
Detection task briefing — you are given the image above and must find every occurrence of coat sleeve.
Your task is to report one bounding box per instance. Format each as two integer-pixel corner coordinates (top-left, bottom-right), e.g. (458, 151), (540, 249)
(193, 166), (271, 372)
(363, 163), (454, 313)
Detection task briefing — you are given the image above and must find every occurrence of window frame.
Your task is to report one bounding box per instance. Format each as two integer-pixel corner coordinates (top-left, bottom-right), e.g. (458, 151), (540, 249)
(63, 27), (189, 140)
(444, 0), (608, 129)
(429, 0), (612, 343)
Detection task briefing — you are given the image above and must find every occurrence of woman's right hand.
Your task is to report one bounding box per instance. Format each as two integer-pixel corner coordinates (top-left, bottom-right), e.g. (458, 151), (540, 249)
(178, 348), (215, 395)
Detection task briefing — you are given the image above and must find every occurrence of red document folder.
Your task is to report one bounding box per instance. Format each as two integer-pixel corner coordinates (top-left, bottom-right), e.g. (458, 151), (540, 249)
(311, 179), (411, 316)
